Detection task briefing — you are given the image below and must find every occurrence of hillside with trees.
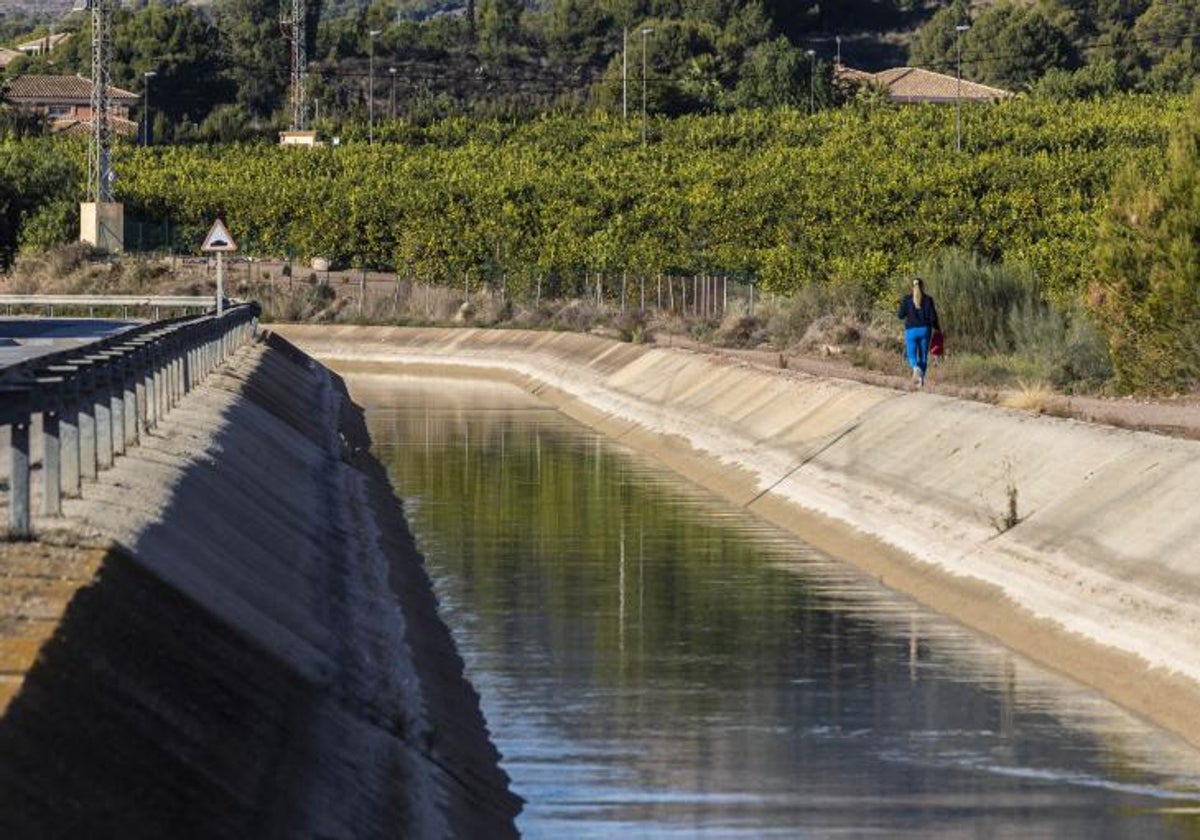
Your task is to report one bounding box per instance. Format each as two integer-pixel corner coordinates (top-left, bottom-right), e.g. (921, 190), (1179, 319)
(3, 0), (1199, 138)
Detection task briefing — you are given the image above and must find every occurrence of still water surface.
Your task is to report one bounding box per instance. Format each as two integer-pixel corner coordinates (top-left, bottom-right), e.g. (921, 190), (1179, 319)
(354, 373), (1200, 839)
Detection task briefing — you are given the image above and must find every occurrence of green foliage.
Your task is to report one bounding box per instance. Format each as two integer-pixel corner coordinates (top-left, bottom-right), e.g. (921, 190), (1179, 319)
(732, 37), (807, 110)
(908, 1), (970, 74)
(0, 105), (46, 139)
(212, 0), (291, 119)
(197, 104), (256, 143)
(479, 0), (523, 55)
(1130, 0), (1200, 93)
(918, 248), (1041, 355)
(1092, 85), (1200, 392)
(0, 137), (83, 268)
(18, 198), (77, 255)
(101, 95), (1176, 309)
(961, 3), (1078, 90)
(1031, 58), (1121, 101)
(109, 2), (231, 128)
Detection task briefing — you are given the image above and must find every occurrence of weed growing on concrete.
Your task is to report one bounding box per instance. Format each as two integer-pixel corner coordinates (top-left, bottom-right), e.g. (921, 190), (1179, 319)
(990, 459), (1020, 533)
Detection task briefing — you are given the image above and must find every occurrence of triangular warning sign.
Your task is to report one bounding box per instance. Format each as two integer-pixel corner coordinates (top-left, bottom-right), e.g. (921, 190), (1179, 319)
(201, 218), (238, 252)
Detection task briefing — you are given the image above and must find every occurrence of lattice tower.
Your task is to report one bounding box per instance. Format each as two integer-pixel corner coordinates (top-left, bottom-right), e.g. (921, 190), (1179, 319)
(86, 0), (112, 202)
(281, 0), (307, 130)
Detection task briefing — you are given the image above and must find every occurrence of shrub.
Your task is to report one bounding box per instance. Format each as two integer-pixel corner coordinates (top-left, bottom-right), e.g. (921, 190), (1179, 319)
(763, 283), (875, 349)
(1091, 86), (1200, 393)
(918, 248), (1040, 355)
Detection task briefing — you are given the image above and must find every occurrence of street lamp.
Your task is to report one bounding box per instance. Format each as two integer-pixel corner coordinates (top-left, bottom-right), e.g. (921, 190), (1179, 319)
(955, 23), (970, 152)
(622, 27), (628, 120)
(641, 27), (654, 144)
(368, 29), (382, 144)
(142, 70), (156, 147)
(389, 66), (397, 119)
(805, 49), (816, 114)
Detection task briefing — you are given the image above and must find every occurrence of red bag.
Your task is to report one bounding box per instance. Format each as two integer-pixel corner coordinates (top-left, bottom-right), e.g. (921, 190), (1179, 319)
(930, 330), (945, 358)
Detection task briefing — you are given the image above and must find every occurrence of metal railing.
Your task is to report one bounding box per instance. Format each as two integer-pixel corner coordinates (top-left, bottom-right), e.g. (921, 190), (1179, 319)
(0, 302), (261, 539)
(0, 295), (228, 320)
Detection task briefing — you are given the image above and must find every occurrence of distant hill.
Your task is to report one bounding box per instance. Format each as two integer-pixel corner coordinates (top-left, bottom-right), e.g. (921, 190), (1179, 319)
(0, 1), (75, 15)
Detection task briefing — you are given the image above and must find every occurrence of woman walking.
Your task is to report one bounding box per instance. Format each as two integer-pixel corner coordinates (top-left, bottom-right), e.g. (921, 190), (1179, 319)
(898, 277), (940, 388)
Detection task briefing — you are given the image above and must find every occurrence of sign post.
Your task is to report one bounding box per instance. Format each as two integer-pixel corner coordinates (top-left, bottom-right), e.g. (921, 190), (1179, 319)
(201, 218), (238, 314)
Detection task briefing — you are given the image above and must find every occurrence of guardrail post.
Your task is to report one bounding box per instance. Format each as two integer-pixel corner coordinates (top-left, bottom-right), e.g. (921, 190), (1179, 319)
(124, 353), (139, 448)
(93, 364), (113, 471)
(9, 415), (31, 538)
(136, 349), (151, 433)
(61, 397), (80, 498)
(183, 337), (193, 395)
(145, 347), (158, 430)
(78, 390), (97, 482)
(172, 337), (183, 406)
(158, 344), (169, 419)
(166, 339), (177, 409)
(41, 408), (61, 517)
(110, 361), (126, 458)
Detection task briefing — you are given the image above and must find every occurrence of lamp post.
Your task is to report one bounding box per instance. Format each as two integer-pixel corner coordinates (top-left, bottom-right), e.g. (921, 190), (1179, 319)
(368, 29), (381, 144)
(641, 27), (653, 144)
(142, 70), (156, 147)
(622, 27), (628, 120)
(805, 49), (816, 114)
(389, 66), (397, 119)
(955, 23), (970, 152)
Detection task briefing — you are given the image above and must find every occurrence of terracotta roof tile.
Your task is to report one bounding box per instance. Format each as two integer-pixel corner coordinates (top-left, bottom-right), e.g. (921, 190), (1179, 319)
(54, 114), (139, 137)
(873, 67), (1012, 102)
(2, 73), (138, 104)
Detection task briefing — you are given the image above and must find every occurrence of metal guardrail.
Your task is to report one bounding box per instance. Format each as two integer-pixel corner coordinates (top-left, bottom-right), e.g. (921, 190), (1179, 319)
(0, 302), (261, 539)
(0, 295), (230, 319)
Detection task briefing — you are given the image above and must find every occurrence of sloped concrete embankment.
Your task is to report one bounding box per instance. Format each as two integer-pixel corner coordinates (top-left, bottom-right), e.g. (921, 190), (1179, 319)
(0, 332), (520, 838)
(276, 324), (1200, 751)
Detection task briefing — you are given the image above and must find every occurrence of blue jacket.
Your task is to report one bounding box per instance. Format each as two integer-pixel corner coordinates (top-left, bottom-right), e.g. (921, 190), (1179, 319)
(898, 294), (939, 330)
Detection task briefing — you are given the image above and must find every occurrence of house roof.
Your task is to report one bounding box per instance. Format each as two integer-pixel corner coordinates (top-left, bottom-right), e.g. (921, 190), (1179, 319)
(15, 32), (72, 54)
(870, 67), (1012, 102)
(54, 114), (139, 137)
(834, 64), (878, 83)
(1, 73), (139, 104)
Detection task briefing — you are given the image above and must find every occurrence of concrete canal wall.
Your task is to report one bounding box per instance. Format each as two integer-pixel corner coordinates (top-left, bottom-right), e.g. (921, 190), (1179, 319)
(276, 324), (1200, 752)
(0, 332), (520, 838)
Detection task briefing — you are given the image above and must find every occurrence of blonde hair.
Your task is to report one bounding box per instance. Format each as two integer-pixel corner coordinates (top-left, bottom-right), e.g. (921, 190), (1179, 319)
(912, 277), (924, 308)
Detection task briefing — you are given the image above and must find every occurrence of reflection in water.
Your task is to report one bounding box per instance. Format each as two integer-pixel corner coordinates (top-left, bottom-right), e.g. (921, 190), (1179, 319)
(352, 373), (1200, 839)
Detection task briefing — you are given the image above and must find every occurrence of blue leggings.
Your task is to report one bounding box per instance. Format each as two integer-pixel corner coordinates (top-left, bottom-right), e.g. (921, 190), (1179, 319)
(905, 326), (932, 374)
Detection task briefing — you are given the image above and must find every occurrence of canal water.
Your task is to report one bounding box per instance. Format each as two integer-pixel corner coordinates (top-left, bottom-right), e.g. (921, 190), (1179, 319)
(352, 372), (1200, 839)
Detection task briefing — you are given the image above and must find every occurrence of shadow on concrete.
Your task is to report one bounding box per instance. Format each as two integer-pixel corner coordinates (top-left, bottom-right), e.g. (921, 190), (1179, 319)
(0, 545), (316, 840)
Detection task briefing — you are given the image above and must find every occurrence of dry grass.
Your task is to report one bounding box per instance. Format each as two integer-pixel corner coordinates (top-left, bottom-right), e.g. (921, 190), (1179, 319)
(1000, 379), (1055, 413)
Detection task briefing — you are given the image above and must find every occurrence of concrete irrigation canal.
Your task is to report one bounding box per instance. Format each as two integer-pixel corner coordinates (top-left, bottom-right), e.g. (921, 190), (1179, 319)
(3, 322), (1200, 836)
